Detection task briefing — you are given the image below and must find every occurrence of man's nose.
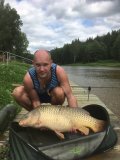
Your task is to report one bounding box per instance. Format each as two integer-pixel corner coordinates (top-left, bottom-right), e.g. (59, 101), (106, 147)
(39, 65), (44, 71)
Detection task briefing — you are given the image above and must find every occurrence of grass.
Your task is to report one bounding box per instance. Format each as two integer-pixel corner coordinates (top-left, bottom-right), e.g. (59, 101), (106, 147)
(0, 61), (31, 160)
(0, 143), (9, 160)
(0, 61), (31, 110)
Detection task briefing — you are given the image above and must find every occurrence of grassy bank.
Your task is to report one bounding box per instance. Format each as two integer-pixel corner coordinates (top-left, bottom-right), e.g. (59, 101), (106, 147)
(66, 60), (120, 67)
(0, 61), (31, 160)
(0, 61), (30, 110)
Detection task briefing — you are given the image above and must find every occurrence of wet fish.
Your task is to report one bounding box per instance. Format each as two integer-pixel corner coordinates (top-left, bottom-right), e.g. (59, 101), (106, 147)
(19, 105), (106, 139)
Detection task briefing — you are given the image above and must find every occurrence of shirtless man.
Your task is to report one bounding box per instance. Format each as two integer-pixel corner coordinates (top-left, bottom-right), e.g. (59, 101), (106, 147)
(12, 50), (78, 111)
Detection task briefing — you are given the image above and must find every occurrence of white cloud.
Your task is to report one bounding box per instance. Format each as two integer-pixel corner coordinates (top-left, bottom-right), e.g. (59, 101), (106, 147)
(5, 0), (120, 53)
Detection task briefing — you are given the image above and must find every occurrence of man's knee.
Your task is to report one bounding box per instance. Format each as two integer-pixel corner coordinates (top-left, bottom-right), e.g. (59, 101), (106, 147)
(12, 86), (24, 98)
(12, 86), (32, 111)
(50, 87), (65, 105)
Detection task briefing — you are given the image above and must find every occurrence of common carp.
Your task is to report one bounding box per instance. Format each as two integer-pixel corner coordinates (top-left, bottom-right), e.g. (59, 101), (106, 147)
(19, 105), (106, 139)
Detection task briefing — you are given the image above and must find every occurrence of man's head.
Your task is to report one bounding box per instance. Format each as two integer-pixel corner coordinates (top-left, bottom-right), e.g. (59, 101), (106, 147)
(33, 50), (52, 79)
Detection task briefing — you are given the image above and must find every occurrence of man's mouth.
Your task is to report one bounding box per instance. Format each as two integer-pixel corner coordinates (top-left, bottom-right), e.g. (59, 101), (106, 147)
(39, 73), (48, 78)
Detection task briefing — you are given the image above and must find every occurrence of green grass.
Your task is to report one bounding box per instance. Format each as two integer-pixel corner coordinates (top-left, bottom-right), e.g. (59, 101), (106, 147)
(0, 143), (9, 160)
(0, 61), (31, 110)
(0, 61), (31, 160)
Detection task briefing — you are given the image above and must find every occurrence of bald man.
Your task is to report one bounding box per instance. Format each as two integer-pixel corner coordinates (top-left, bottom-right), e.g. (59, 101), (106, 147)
(12, 50), (78, 111)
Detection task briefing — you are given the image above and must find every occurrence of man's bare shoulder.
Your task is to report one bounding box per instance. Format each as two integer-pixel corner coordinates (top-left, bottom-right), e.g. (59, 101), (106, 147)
(56, 65), (68, 82)
(23, 72), (33, 89)
(56, 65), (66, 74)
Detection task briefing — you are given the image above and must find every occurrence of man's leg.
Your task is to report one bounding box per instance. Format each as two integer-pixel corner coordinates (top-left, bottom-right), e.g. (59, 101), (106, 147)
(12, 86), (33, 111)
(50, 87), (65, 105)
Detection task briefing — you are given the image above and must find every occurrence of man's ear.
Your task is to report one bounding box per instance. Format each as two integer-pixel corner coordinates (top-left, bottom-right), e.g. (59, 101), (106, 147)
(32, 60), (34, 65)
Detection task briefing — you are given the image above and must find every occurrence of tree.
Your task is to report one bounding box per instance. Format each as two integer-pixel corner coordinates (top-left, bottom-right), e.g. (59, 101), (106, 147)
(51, 47), (63, 64)
(70, 39), (81, 63)
(51, 29), (120, 64)
(62, 44), (71, 64)
(14, 32), (29, 55)
(0, 0), (29, 55)
(84, 40), (103, 62)
(111, 34), (120, 60)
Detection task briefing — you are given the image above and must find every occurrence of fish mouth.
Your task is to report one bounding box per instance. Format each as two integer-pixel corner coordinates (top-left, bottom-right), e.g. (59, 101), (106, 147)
(19, 121), (26, 127)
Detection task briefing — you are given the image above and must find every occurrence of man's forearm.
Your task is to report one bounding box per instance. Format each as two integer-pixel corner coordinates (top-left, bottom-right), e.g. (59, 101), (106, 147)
(67, 96), (78, 108)
(32, 100), (41, 108)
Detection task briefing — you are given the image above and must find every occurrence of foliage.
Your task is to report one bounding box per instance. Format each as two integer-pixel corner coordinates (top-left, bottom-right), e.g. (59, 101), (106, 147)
(51, 29), (120, 64)
(0, 0), (29, 55)
(0, 61), (30, 109)
(0, 143), (9, 160)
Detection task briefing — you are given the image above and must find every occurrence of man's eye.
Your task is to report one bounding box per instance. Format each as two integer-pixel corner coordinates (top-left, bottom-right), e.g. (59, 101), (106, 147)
(43, 64), (48, 67)
(36, 64), (41, 67)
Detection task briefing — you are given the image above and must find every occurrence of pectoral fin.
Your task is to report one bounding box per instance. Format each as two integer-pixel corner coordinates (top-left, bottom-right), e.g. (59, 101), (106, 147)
(54, 130), (65, 139)
(77, 126), (89, 135)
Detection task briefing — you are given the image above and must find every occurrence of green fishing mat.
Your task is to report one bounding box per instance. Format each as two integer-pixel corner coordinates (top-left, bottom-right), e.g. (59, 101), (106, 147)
(9, 104), (117, 160)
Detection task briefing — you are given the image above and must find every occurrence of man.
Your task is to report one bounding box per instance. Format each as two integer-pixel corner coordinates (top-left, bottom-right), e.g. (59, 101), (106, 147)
(12, 50), (78, 111)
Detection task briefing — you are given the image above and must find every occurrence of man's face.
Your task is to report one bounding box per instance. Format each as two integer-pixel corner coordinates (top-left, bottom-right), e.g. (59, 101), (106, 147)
(33, 53), (52, 78)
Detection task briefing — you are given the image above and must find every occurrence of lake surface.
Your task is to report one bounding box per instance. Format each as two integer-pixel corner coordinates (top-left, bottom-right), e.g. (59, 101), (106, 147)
(63, 66), (120, 119)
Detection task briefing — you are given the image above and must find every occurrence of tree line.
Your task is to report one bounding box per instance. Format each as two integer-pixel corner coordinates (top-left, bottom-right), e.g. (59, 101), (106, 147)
(0, 0), (120, 64)
(0, 0), (33, 60)
(51, 29), (120, 64)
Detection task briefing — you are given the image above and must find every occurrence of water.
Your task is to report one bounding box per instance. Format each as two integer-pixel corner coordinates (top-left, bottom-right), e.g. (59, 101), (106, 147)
(63, 66), (120, 119)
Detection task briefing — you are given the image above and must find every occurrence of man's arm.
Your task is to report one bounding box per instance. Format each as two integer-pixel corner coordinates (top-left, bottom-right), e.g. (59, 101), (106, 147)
(23, 72), (41, 108)
(56, 66), (78, 108)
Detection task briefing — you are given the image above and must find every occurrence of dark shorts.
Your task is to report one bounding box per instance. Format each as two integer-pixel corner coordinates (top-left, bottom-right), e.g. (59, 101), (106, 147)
(38, 92), (51, 103)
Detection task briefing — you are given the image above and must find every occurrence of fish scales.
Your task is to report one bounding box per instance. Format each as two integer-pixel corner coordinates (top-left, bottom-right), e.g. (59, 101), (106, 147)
(19, 105), (106, 138)
(36, 106), (90, 131)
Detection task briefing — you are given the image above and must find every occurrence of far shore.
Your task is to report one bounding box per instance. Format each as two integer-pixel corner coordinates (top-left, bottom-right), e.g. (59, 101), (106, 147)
(63, 60), (120, 67)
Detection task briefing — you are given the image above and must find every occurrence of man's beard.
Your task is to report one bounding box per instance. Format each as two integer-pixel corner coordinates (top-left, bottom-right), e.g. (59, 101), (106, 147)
(39, 73), (48, 78)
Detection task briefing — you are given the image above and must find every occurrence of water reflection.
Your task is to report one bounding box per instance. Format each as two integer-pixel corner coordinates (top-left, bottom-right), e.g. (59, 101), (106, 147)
(63, 66), (120, 119)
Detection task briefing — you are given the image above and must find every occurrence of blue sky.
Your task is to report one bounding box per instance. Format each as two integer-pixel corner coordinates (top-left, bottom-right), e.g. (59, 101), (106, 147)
(5, 0), (120, 53)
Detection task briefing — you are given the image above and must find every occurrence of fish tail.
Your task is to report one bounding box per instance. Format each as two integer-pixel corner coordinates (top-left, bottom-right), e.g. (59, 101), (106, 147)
(92, 120), (107, 133)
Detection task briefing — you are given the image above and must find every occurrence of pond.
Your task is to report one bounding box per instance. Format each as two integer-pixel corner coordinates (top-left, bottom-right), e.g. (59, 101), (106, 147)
(63, 66), (120, 119)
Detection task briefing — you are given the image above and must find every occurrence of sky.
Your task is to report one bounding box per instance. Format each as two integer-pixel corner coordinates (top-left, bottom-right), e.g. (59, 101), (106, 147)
(5, 0), (120, 53)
